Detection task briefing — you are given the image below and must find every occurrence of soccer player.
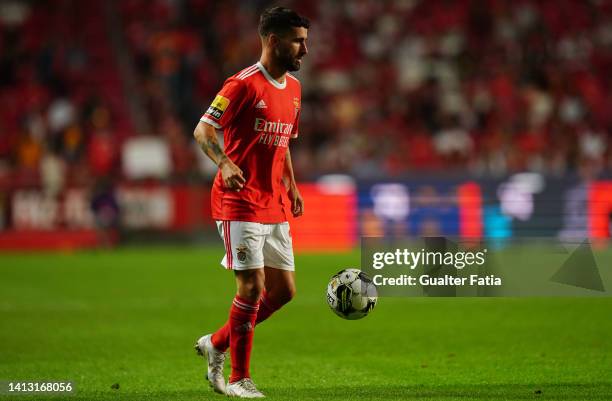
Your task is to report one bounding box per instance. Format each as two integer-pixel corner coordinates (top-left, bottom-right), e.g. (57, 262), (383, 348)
(193, 6), (309, 399)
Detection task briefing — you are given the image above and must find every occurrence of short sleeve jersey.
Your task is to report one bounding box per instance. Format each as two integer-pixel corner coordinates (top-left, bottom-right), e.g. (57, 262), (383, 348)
(201, 62), (302, 223)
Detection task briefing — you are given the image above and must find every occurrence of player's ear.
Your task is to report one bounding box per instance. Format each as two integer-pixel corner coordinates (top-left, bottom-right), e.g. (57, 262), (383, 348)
(268, 33), (280, 48)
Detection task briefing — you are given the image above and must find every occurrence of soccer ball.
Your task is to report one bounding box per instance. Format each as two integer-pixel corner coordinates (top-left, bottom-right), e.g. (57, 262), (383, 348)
(326, 268), (378, 320)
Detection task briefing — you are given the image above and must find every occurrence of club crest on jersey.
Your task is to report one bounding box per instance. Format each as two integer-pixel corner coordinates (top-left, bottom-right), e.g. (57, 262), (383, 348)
(206, 95), (230, 119)
(236, 245), (249, 263)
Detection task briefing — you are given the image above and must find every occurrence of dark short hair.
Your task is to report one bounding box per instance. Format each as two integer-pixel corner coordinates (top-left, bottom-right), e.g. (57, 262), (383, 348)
(258, 6), (310, 37)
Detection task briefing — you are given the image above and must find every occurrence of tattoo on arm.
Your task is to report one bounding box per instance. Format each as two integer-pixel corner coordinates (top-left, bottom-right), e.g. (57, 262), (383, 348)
(195, 123), (228, 166)
(202, 139), (227, 165)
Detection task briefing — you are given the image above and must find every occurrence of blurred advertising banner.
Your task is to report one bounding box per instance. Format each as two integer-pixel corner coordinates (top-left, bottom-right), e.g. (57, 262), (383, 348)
(1, 175), (611, 250)
(0, 181), (357, 251)
(0, 184), (211, 250)
(8, 185), (211, 232)
(357, 175), (612, 244)
(358, 181), (481, 239)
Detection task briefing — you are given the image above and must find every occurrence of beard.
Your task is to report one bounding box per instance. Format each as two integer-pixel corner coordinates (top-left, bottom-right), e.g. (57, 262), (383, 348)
(275, 47), (302, 72)
(287, 60), (301, 72)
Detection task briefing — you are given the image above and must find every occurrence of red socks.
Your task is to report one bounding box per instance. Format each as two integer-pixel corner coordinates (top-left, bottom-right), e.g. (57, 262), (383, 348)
(211, 290), (283, 353)
(228, 296), (259, 383)
(210, 322), (231, 351)
(210, 291), (285, 383)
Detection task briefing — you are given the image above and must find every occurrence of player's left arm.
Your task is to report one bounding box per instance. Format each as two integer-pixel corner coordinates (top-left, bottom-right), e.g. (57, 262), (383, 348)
(284, 147), (303, 217)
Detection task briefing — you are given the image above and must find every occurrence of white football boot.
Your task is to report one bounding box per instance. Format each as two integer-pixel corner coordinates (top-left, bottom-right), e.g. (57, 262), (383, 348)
(225, 378), (265, 398)
(195, 334), (226, 394)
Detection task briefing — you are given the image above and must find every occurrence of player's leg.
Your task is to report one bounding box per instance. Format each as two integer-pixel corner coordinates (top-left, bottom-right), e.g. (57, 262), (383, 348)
(228, 268), (264, 384)
(225, 223), (294, 398)
(256, 266), (296, 324)
(210, 221), (296, 350)
(196, 221), (265, 397)
(196, 268), (265, 394)
(212, 267), (295, 350)
(225, 258), (267, 397)
(254, 221), (297, 322)
(209, 221), (265, 351)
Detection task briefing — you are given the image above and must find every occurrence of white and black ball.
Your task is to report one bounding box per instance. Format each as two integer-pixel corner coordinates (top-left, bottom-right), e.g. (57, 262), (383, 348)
(326, 268), (378, 320)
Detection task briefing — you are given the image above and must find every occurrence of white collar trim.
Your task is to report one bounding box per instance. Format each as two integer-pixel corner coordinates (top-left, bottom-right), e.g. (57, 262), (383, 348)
(256, 62), (286, 89)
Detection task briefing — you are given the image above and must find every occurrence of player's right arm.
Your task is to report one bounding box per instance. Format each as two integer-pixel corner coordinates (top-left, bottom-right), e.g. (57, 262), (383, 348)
(195, 78), (250, 191)
(194, 121), (245, 191)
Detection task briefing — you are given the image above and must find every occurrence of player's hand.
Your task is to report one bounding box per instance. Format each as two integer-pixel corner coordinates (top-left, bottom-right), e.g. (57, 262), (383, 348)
(288, 186), (304, 217)
(219, 158), (245, 191)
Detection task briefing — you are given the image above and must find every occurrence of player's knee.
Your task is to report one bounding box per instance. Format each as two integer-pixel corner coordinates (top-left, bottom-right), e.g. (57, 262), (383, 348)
(242, 287), (263, 302)
(239, 283), (264, 303)
(236, 269), (265, 302)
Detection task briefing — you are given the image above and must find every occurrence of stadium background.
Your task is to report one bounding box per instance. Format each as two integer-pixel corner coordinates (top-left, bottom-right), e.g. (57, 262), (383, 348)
(1, 1), (612, 400)
(1, 0), (612, 248)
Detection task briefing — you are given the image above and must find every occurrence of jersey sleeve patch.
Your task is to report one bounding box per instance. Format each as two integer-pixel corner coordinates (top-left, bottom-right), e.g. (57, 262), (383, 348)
(206, 95), (230, 120)
(201, 78), (249, 128)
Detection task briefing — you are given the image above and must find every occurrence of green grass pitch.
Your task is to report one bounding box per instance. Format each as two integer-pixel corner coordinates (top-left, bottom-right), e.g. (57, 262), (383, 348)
(1, 246), (612, 400)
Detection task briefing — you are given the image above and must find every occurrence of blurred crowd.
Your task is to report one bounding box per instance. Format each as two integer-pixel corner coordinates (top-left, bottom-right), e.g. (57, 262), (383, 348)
(0, 0), (131, 192)
(2, 0), (612, 189)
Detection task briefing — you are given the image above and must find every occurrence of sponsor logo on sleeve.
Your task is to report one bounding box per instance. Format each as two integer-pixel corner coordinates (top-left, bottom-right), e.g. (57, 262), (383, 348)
(206, 95), (230, 120)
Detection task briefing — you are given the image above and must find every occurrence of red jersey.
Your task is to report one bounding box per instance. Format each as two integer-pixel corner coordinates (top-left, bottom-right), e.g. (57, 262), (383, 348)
(201, 62), (301, 223)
